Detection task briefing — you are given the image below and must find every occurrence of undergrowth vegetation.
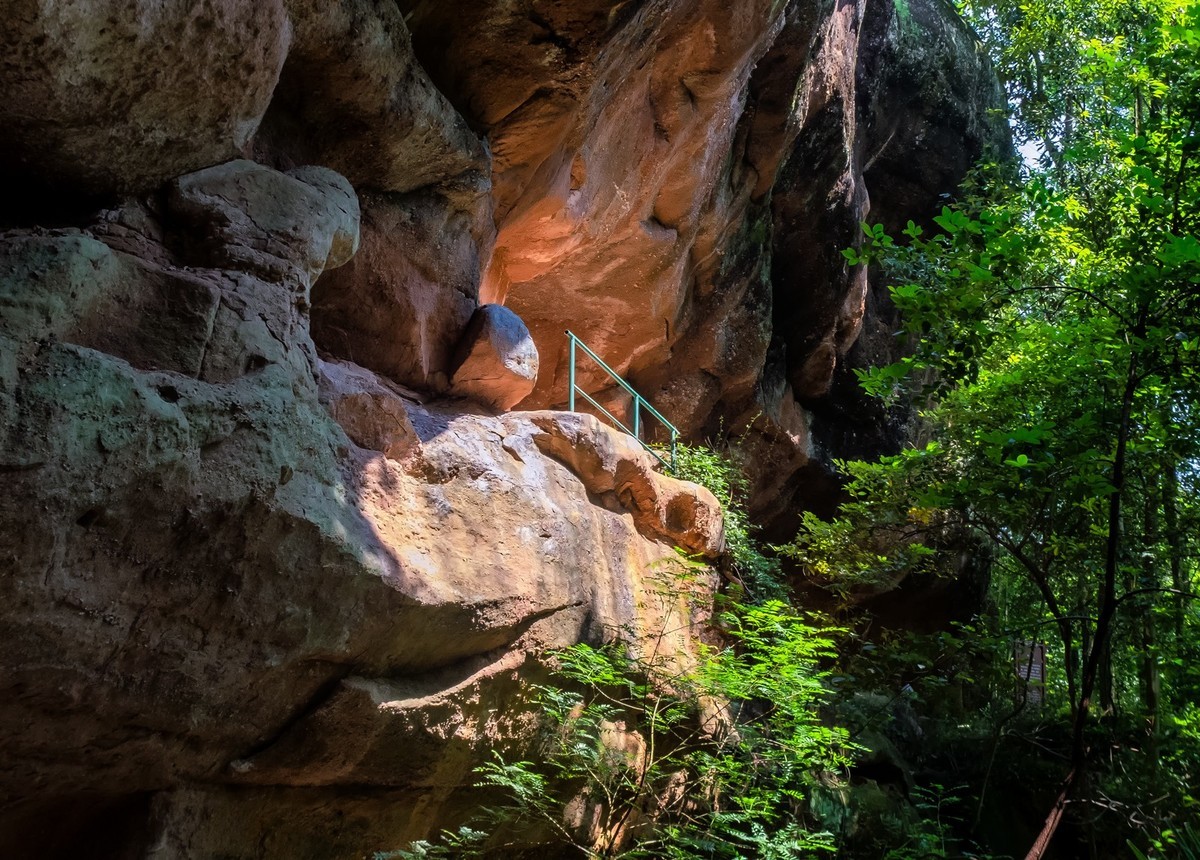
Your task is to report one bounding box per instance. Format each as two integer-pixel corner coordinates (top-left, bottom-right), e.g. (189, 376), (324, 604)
(386, 442), (862, 858)
(387, 545), (851, 858)
(779, 0), (1200, 854)
(669, 442), (785, 602)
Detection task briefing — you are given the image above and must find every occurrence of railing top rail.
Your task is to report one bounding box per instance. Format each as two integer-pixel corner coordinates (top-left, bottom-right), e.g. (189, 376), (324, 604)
(565, 330), (680, 439)
(572, 385), (673, 472)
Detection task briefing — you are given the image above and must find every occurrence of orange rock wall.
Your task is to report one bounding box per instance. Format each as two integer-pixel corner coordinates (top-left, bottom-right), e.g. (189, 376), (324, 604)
(397, 0), (1007, 528)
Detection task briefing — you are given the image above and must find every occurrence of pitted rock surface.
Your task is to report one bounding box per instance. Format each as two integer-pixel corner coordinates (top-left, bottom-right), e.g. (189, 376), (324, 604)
(0, 0), (289, 194)
(168, 160), (360, 286)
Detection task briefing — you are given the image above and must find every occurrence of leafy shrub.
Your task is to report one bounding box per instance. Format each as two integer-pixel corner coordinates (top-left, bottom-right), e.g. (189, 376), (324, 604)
(386, 567), (852, 858)
(670, 442), (784, 601)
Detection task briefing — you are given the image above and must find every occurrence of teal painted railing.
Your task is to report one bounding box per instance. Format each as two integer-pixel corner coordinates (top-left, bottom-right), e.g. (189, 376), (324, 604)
(566, 330), (679, 473)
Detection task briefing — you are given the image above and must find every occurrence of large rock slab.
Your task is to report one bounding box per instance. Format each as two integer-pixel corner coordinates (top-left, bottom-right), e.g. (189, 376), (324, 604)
(0, 177), (721, 856)
(0, 0), (289, 194)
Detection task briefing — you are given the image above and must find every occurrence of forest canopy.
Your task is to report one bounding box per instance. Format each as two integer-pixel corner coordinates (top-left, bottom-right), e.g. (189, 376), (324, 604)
(787, 0), (1200, 855)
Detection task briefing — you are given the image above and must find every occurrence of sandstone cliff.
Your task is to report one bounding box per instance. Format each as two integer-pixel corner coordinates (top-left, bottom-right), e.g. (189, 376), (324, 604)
(0, 0), (1004, 856)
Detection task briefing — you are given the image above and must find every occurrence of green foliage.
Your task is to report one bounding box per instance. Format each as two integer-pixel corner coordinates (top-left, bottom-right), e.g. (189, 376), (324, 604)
(374, 826), (488, 859)
(1129, 822), (1200, 859)
(815, 0), (1200, 852)
(671, 442), (785, 601)
(881, 784), (973, 860)
(391, 574), (852, 858)
(777, 453), (945, 602)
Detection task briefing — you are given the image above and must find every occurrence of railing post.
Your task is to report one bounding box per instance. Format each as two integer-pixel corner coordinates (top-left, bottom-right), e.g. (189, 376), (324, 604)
(562, 329), (679, 474)
(568, 331), (576, 412)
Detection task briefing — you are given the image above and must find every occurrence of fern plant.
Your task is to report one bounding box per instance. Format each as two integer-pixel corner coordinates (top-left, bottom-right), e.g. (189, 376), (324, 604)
(669, 441), (785, 601)
(1129, 823), (1200, 860)
(384, 562), (852, 858)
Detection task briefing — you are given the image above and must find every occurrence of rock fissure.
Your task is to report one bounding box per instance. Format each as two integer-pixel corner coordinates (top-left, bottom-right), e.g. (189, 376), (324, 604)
(227, 668), (357, 777)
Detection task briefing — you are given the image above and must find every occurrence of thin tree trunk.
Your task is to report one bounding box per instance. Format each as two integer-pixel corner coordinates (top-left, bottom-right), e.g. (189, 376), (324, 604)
(994, 535), (1078, 712)
(1163, 463), (1185, 637)
(1141, 474), (1161, 780)
(1098, 636), (1115, 716)
(1024, 348), (1139, 860)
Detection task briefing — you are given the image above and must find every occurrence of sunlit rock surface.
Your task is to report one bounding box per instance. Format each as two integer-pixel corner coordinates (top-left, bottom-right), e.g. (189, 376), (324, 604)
(0, 193), (719, 856)
(399, 0), (1007, 527)
(450, 304), (540, 411)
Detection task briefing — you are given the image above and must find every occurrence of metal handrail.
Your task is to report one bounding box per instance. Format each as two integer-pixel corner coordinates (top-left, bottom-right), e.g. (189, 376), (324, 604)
(566, 330), (679, 472)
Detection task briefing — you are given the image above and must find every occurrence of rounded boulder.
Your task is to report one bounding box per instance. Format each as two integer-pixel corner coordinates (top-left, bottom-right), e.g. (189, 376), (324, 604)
(450, 304), (539, 411)
(0, 0), (290, 194)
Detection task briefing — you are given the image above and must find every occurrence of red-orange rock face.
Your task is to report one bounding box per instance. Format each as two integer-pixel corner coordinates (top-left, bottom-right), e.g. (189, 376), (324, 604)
(401, 0), (791, 404)
(397, 0), (1007, 525)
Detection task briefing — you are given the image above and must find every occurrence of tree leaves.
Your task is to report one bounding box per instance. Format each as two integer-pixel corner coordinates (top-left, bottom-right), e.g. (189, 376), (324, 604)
(817, 0), (1200, 849)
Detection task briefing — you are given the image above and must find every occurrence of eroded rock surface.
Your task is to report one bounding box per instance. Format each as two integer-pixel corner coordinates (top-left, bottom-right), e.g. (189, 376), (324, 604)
(168, 160), (360, 287)
(0, 179), (720, 857)
(401, 0), (793, 407)
(0, 0), (289, 195)
(526, 411), (726, 559)
(396, 0), (1006, 527)
(262, 0), (497, 392)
